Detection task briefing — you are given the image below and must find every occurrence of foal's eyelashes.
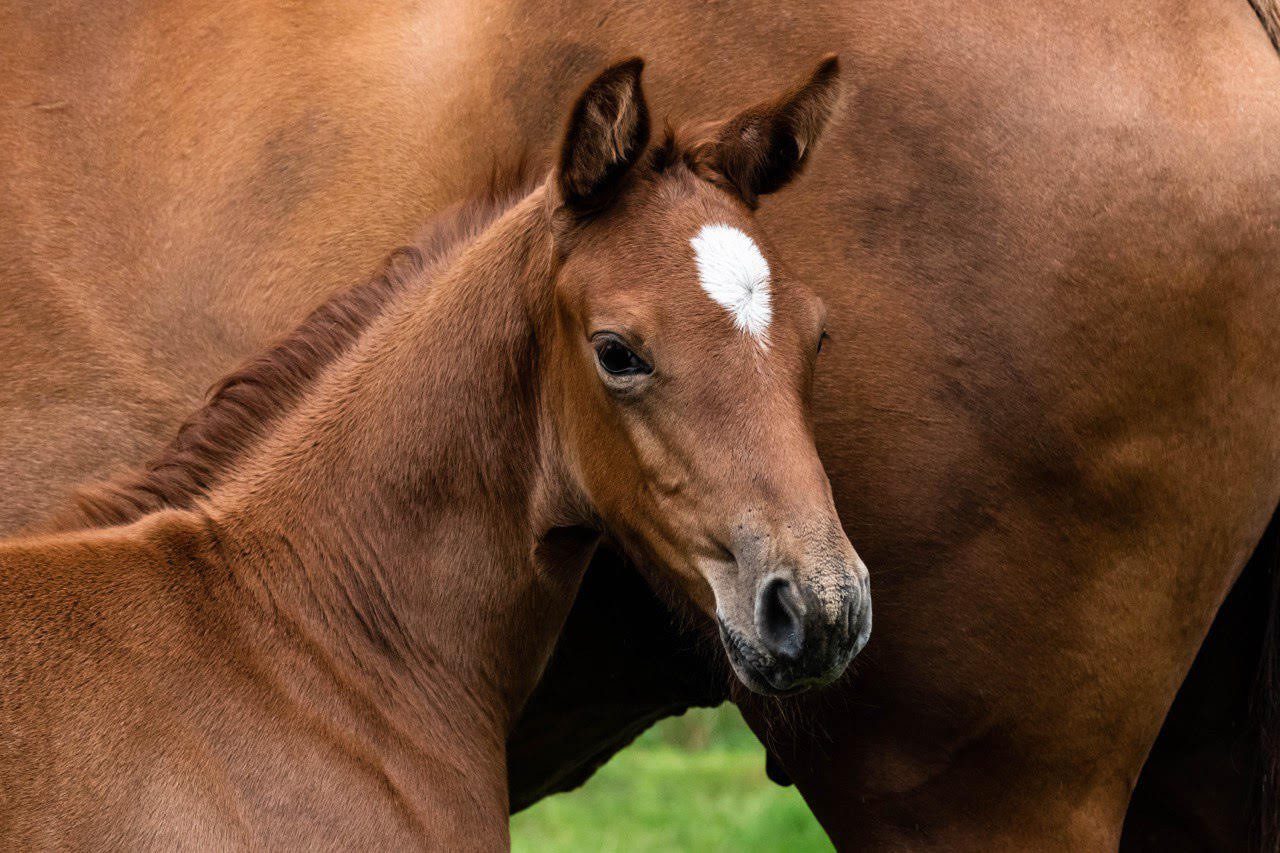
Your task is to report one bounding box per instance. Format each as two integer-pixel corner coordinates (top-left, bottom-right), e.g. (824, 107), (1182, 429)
(590, 331), (653, 388)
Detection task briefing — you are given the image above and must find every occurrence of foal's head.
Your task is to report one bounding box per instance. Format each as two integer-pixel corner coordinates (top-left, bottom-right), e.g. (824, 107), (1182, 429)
(541, 57), (869, 694)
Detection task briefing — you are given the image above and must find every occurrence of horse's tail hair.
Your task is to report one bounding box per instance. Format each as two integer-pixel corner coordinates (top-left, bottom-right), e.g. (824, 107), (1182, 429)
(1249, 0), (1280, 55)
(1254, 503), (1280, 852)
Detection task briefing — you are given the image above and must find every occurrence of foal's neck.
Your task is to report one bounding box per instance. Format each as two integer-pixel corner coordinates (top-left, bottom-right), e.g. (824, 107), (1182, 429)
(203, 193), (592, 772)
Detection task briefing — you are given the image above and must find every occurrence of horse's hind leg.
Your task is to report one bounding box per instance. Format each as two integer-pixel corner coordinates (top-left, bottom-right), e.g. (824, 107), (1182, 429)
(1121, 507), (1278, 852)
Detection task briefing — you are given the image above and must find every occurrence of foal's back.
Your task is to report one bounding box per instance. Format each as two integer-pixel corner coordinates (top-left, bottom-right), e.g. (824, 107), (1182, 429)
(0, 517), (229, 846)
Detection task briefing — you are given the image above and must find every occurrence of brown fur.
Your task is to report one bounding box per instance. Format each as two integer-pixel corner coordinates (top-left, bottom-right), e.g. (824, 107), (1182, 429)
(684, 55), (841, 209)
(1249, 0), (1280, 52)
(47, 184), (530, 532)
(0, 61), (863, 847)
(51, 248), (423, 528)
(5, 2), (1280, 848)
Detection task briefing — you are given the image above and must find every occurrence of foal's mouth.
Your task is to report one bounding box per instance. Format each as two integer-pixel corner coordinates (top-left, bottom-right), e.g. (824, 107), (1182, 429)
(716, 591), (868, 697)
(718, 618), (826, 696)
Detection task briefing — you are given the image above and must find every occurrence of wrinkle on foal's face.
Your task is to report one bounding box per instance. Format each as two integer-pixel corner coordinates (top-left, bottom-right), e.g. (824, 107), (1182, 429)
(552, 177), (870, 694)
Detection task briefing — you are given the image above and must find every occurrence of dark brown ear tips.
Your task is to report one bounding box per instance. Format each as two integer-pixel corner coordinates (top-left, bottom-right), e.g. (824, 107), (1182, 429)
(556, 57), (651, 214)
(693, 55), (842, 208)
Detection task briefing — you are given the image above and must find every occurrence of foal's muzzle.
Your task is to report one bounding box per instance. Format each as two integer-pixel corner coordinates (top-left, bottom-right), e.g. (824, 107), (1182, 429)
(719, 567), (871, 696)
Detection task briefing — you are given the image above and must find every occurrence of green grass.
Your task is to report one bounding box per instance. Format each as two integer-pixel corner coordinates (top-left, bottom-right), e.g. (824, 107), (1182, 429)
(510, 706), (833, 852)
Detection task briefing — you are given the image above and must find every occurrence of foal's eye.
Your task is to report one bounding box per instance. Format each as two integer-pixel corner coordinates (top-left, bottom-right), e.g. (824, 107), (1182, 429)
(817, 330), (831, 355)
(593, 335), (651, 378)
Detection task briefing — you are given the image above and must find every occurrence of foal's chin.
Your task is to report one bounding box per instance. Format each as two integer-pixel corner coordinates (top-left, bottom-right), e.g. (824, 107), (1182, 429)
(716, 616), (864, 697)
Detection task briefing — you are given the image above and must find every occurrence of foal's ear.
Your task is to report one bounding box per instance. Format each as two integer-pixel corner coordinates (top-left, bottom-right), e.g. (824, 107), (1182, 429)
(556, 57), (650, 214)
(692, 55), (841, 208)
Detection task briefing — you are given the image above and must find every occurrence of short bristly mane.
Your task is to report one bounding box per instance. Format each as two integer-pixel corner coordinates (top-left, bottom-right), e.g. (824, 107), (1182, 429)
(47, 173), (531, 532)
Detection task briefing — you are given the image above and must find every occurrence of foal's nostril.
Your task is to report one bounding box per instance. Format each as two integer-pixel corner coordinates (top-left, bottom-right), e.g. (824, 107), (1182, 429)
(756, 576), (805, 662)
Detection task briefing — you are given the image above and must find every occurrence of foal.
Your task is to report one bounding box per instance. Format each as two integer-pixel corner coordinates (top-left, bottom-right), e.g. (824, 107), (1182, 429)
(0, 58), (868, 847)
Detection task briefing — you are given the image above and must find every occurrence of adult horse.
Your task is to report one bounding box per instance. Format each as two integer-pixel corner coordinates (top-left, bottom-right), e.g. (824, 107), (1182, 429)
(1, 59), (868, 846)
(4, 1), (1280, 848)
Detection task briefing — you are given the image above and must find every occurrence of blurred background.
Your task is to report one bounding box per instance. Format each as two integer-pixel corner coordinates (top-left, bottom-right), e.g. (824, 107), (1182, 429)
(511, 707), (832, 852)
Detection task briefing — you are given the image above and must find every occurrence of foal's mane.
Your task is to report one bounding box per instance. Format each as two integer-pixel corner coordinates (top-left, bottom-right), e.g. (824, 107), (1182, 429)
(52, 172), (532, 531)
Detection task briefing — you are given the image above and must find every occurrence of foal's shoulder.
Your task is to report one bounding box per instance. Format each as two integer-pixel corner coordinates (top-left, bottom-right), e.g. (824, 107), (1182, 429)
(0, 509), (216, 611)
